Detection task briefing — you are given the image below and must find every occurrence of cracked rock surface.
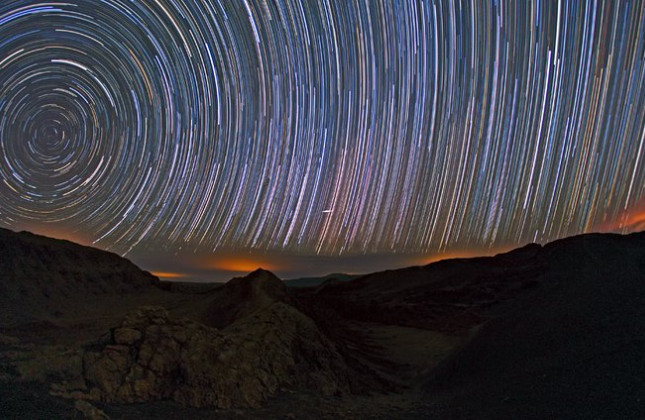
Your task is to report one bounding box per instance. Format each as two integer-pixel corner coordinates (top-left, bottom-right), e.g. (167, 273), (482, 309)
(83, 299), (351, 408)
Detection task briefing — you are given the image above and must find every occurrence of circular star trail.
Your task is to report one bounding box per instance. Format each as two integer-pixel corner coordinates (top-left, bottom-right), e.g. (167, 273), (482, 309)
(1, 1), (645, 260)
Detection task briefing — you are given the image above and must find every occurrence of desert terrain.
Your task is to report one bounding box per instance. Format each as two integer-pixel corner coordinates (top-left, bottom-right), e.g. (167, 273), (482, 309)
(1, 227), (645, 418)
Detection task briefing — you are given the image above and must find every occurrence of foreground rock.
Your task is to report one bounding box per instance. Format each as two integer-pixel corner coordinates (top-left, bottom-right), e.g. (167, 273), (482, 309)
(82, 303), (351, 408)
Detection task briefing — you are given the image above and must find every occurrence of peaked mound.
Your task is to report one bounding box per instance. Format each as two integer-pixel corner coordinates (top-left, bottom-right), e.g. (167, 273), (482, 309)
(226, 268), (289, 301)
(200, 268), (294, 328)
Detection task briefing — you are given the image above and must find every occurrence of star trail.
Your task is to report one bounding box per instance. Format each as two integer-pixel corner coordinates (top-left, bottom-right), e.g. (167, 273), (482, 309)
(1, 1), (645, 280)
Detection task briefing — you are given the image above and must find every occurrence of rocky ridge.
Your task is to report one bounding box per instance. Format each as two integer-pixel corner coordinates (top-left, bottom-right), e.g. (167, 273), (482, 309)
(0, 228), (161, 325)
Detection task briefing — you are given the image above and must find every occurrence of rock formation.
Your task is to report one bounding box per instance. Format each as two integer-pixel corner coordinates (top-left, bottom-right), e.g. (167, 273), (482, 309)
(0, 228), (161, 325)
(82, 270), (351, 408)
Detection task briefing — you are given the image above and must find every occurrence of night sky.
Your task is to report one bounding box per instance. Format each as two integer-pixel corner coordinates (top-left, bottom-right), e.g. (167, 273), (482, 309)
(1, 1), (645, 282)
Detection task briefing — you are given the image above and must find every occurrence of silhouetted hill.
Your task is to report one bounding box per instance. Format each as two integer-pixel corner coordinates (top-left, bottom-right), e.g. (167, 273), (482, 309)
(0, 235), (357, 412)
(296, 241), (547, 333)
(284, 273), (358, 288)
(0, 228), (161, 325)
(422, 231), (645, 419)
(290, 232), (645, 418)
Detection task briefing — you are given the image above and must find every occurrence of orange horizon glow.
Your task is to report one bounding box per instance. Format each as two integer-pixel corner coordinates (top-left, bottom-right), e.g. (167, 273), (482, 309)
(595, 201), (645, 233)
(210, 259), (273, 272)
(198, 256), (278, 273)
(618, 210), (645, 231)
(150, 271), (189, 279)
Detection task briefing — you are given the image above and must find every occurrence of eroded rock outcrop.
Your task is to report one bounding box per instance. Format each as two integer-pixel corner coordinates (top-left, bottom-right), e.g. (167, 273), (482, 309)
(0, 228), (162, 326)
(82, 297), (350, 408)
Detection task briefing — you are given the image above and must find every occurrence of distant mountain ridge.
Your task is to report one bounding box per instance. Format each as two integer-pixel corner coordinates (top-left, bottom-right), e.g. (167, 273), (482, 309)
(284, 272), (358, 288)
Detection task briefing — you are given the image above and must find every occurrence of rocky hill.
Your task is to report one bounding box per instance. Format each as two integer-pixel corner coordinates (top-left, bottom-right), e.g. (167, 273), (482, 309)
(0, 228), (159, 294)
(0, 228), (161, 325)
(296, 242), (547, 333)
(79, 270), (352, 409)
(423, 231), (645, 419)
